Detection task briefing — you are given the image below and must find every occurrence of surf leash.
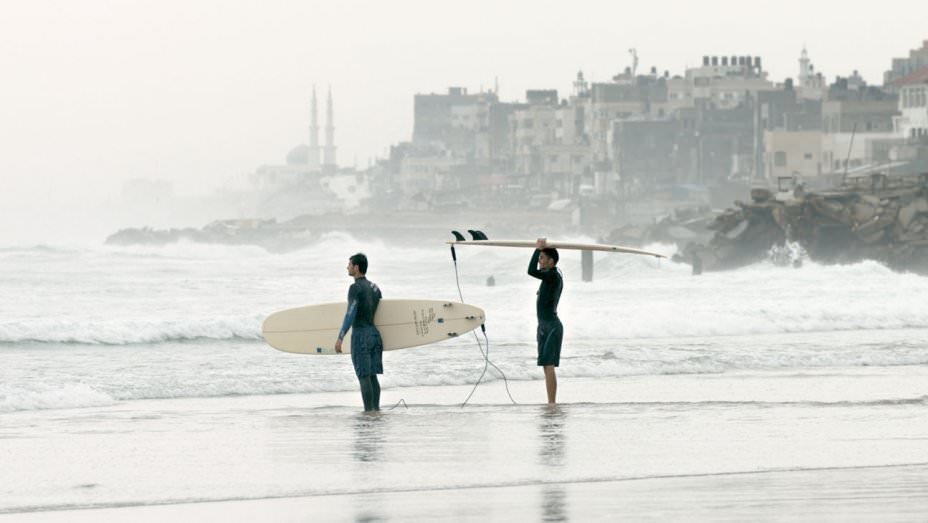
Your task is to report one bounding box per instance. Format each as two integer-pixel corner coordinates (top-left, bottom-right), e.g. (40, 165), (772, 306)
(450, 231), (517, 407)
(387, 398), (408, 410)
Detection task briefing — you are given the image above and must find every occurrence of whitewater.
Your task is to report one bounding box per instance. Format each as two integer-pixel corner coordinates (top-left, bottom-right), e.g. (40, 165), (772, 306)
(1, 233), (927, 520)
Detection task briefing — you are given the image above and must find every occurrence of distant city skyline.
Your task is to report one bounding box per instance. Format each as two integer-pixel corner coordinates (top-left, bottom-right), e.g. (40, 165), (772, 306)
(0, 0), (926, 244)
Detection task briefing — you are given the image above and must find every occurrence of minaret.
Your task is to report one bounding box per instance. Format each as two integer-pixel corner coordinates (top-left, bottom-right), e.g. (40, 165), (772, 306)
(323, 86), (336, 169)
(573, 70), (589, 97)
(308, 86), (321, 171)
(799, 47), (811, 87)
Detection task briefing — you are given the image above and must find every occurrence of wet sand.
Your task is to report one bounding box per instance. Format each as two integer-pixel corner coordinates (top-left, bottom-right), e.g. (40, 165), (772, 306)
(2, 371), (927, 521)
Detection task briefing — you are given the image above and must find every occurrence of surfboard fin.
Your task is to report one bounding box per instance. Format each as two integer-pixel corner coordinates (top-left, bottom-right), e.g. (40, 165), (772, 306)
(467, 230), (489, 240)
(451, 230), (466, 241)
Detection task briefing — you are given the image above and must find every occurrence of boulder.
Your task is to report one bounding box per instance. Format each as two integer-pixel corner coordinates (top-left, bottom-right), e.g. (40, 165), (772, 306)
(899, 203), (918, 229)
(852, 201), (877, 223)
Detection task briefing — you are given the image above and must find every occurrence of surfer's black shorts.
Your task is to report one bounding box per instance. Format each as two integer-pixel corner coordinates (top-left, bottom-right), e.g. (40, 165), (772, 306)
(351, 325), (383, 377)
(536, 318), (563, 367)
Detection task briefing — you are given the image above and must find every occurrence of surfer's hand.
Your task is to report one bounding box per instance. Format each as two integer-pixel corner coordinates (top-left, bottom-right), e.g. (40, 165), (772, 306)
(536, 238), (547, 249)
(335, 339), (343, 353)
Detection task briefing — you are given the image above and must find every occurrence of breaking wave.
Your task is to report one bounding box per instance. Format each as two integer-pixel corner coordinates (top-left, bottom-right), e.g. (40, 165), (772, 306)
(0, 316), (263, 345)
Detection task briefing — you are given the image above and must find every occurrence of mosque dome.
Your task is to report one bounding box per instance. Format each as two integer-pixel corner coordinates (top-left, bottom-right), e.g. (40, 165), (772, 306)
(286, 144), (309, 165)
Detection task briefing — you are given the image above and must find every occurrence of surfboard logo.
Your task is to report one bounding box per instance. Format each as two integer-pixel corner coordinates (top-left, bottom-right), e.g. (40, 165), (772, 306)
(413, 308), (437, 337)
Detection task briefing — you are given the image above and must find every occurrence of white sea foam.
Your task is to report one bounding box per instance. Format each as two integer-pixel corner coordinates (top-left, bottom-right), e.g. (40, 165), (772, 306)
(0, 316), (263, 345)
(2, 238), (928, 345)
(2, 235), (928, 410)
(2, 330), (926, 410)
(0, 383), (117, 413)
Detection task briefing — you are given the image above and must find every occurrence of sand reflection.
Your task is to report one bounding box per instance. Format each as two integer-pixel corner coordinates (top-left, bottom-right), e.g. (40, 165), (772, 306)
(538, 405), (566, 467)
(352, 412), (387, 463)
(538, 405), (568, 521)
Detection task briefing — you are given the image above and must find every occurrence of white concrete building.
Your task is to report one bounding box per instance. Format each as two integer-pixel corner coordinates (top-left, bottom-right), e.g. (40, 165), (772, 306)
(893, 69), (928, 140)
(685, 55), (777, 109)
(764, 130), (822, 180)
(511, 101), (559, 175)
(578, 82), (655, 163)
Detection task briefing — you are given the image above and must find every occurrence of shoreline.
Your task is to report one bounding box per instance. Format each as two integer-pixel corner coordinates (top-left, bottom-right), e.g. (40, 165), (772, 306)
(4, 371), (928, 519)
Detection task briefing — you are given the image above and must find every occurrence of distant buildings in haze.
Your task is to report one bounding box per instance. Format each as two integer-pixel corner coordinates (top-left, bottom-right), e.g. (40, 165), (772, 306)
(237, 39), (928, 220)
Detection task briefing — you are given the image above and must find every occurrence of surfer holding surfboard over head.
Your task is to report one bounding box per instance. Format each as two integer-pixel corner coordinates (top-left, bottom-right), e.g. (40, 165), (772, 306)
(336, 253), (384, 412)
(448, 231), (664, 405)
(529, 238), (564, 405)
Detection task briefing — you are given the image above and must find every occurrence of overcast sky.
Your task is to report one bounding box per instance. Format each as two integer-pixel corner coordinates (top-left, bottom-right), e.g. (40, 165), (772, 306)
(0, 0), (925, 241)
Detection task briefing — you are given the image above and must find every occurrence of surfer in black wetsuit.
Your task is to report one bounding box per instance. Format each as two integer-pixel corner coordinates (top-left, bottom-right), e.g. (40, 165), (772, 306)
(335, 253), (384, 412)
(528, 238), (563, 405)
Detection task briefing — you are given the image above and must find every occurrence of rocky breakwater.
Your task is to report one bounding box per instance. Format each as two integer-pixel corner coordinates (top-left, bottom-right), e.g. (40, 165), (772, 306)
(104, 218), (304, 252)
(679, 173), (928, 274)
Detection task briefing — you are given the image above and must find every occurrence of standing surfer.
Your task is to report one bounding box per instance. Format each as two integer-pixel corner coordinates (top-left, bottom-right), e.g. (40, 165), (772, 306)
(336, 253), (384, 412)
(528, 238), (563, 405)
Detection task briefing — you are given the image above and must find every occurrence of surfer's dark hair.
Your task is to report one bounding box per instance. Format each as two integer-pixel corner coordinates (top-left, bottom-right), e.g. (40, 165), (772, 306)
(542, 248), (559, 264)
(350, 253), (368, 274)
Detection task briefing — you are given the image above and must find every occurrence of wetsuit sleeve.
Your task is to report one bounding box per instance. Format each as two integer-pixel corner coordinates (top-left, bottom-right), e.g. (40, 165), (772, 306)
(338, 301), (357, 340)
(338, 285), (358, 340)
(528, 249), (543, 279)
(528, 249), (558, 281)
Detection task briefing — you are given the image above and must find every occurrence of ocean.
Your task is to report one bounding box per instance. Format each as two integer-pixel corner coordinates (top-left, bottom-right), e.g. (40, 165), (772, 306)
(2, 233), (927, 521)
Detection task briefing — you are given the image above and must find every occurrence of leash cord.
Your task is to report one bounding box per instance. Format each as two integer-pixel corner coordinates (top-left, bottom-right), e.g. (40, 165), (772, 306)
(451, 246), (517, 407)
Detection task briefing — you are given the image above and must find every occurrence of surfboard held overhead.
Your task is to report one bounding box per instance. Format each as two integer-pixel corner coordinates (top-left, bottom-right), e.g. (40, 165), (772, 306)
(446, 238), (666, 258)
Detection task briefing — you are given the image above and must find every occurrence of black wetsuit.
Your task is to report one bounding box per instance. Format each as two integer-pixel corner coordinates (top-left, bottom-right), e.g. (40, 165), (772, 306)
(528, 250), (563, 366)
(339, 276), (383, 377)
(338, 276), (384, 412)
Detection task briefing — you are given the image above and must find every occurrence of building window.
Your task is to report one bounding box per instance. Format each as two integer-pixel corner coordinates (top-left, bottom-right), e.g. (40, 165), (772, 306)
(774, 151), (787, 167)
(804, 153), (813, 160)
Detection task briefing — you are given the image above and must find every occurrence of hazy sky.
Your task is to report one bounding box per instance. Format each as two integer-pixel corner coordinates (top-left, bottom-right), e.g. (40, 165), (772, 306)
(0, 0), (925, 241)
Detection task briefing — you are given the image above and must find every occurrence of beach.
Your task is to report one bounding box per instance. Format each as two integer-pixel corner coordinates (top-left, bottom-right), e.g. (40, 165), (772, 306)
(3, 374), (928, 521)
(2, 236), (927, 520)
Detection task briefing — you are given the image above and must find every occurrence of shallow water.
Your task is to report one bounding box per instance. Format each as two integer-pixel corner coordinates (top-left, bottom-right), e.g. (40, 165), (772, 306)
(1, 237), (927, 518)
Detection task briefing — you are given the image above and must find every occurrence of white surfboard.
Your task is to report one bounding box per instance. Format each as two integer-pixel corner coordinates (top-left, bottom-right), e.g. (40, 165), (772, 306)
(447, 239), (665, 258)
(262, 299), (486, 355)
